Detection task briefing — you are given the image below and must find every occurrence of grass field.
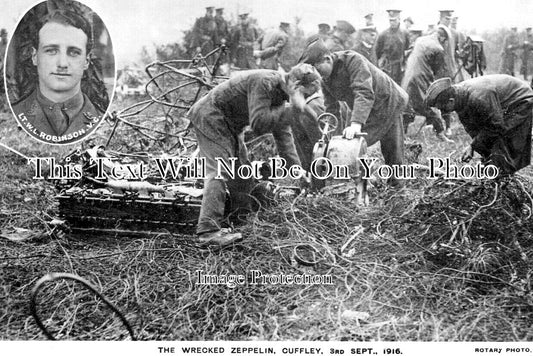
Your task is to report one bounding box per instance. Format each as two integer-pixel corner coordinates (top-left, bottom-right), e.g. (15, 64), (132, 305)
(1, 96), (533, 341)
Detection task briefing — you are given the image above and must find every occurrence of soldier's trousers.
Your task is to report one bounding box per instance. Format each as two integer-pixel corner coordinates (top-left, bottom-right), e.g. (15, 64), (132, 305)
(193, 123), (254, 235)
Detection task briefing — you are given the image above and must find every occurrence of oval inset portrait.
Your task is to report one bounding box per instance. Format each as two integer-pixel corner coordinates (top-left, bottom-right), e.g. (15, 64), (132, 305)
(5, 0), (114, 145)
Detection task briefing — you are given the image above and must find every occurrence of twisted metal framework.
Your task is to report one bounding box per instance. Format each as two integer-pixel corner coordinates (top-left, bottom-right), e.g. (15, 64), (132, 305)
(105, 44), (229, 154)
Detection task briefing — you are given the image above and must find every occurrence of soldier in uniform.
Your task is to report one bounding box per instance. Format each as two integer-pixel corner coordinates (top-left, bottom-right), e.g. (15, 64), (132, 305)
(230, 12), (259, 70)
(190, 7), (218, 56)
(0, 29), (8, 105)
(449, 15), (467, 83)
(451, 16), (467, 50)
(426, 75), (533, 174)
(324, 20), (356, 52)
(403, 17), (414, 31)
(520, 27), (533, 80)
(500, 27), (520, 76)
(317, 23), (331, 41)
(353, 26), (377, 65)
(305, 23), (331, 46)
(436, 10), (459, 80)
(299, 38), (409, 187)
(405, 27), (424, 60)
(213, 8), (230, 72)
(364, 13), (374, 27)
(214, 8), (229, 46)
(188, 64), (321, 246)
(402, 25), (453, 141)
(375, 9), (410, 84)
(0, 29), (7, 67)
(255, 21), (290, 71)
(11, 10), (103, 144)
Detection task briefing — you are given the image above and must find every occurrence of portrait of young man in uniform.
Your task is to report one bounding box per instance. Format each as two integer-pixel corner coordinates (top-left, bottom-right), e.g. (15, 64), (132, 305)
(7, 5), (111, 145)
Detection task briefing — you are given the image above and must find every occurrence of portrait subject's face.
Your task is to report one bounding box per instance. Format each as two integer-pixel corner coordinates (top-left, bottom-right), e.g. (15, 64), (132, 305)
(32, 21), (89, 102)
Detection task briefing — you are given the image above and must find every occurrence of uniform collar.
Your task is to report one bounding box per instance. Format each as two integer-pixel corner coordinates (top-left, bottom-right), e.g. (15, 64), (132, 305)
(36, 89), (85, 120)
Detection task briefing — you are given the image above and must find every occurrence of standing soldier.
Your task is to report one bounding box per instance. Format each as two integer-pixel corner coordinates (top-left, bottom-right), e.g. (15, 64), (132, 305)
(364, 13), (374, 27)
(403, 17), (414, 31)
(190, 7), (218, 56)
(230, 12), (259, 70)
(425, 24), (436, 36)
(353, 26), (377, 65)
(437, 10), (459, 80)
(404, 27), (424, 60)
(375, 9), (410, 84)
(520, 27), (533, 80)
(500, 27), (520, 76)
(214, 8), (229, 46)
(0, 29), (7, 108)
(305, 23), (331, 46)
(451, 16), (467, 50)
(255, 21), (290, 71)
(317, 23), (331, 41)
(402, 25), (454, 141)
(324, 20), (356, 52)
(450, 15), (467, 82)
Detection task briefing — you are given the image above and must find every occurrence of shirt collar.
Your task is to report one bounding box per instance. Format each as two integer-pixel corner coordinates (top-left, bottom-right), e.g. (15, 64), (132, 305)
(36, 89), (85, 119)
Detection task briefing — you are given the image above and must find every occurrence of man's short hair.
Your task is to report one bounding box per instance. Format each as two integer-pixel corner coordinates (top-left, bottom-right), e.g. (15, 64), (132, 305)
(33, 9), (93, 53)
(288, 63), (322, 92)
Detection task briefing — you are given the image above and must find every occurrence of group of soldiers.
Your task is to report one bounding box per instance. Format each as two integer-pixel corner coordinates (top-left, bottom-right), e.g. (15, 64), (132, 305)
(500, 26), (533, 80)
(189, 6), (291, 71)
(185, 7), (533, 246)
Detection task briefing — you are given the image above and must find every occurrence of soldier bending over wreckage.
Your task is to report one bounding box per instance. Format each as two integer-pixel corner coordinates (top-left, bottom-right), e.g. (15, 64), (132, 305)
(426, 76), (533, 175)
(188, 64), (321, 247)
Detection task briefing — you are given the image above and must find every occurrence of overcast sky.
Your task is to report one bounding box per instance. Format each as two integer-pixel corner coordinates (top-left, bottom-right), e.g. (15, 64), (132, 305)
(2, 0), (533, 66)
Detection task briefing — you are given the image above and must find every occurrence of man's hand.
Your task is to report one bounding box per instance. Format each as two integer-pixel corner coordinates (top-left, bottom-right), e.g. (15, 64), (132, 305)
(343, 122), (362, 139)
(290, 88), (306, 111)
(461, 145), (474, 162)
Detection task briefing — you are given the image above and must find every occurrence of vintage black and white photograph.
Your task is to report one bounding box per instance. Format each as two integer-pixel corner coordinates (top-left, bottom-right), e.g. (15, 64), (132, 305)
(0, 0), (533, 348)
(4, 0), (114, 145)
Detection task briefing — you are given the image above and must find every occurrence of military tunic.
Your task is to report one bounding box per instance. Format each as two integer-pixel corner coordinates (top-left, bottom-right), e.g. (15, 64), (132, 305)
(191, 15), (218, 55)
(321, 51), (408, 168)
(401, 34), (451, 132)
(500, 32), (520, 76)
(520, 32), (533, 79)
(188, 70), (301, 234)
(257, 28), (289, 70)
(12, 89), (103, 144)
(231, 24), (259, 69)
(453, 75), (533, 173)
(214, 15), (229, 45)
(353, 41), (377, 65)
(375, 27), (410, 84)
